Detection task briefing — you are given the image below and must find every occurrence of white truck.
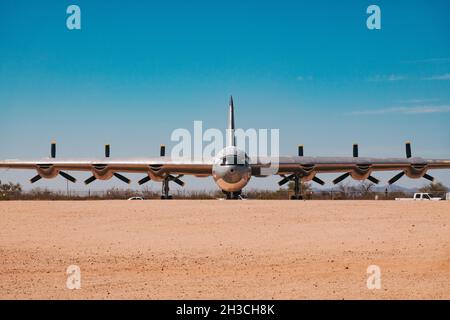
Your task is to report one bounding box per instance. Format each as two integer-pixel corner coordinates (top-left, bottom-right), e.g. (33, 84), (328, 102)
(395, 193), (442, 201)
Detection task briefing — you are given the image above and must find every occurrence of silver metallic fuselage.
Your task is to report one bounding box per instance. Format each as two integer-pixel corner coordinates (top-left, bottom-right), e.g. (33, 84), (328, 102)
(212, 146), (251, 192)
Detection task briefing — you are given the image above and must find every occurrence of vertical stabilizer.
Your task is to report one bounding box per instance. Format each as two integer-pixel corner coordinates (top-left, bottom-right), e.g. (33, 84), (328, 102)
(227, 95), (236, 147)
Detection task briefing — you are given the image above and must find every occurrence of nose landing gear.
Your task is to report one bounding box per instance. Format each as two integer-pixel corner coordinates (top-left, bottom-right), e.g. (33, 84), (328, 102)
(222, 190), (243, 200)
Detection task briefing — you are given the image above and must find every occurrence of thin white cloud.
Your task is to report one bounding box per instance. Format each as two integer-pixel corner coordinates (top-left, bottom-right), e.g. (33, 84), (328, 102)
(297, 75), (313, 81)
(403, 57), (450, 63)
(397, 98), (440, 104)
(367, 73), (450, 82)
(348, 105), (450, 116)
(422, 73), (450, 80)
(366, 74), (407, 82)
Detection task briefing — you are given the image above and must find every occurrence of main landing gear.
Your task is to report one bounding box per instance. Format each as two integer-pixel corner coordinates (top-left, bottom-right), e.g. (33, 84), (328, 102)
(278, 174), (307, 200)
(161, 177), (172, 199)
(160, 175), (184, 200)
(290, 175), (303, 200)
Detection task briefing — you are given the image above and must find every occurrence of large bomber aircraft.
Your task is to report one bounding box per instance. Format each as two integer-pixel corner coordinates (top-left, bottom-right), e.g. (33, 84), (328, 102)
(1, 97), (450, 199)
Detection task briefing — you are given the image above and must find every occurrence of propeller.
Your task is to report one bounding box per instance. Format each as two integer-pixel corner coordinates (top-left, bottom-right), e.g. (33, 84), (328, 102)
(84, 175), (97, 185)
(138, 144), (171, 185)
(113, 173), (131, 184)
(84, 144), (130, 185)
(59, 171), (77, 183)
(353, 143), (358, 157)
(333, 143), (379, 185)
(405, 141), (412, 159)
(278, 174), (325, 186)
(278, 174), (293, 186)
(138, 176), (151, 185)
(30, 175), (43, 183)
(30, 141), (77, 183)
(388, 171), (405, 185)
(388, 142), (434, 185)
(51, 141), (56, 158)
(333, 172), (350, 184)
(277, 144), (324, 186)
(367, 175), (380, 184)
(105, 144), (110, 158)
(84, 174), (133, 185)
(139, 174), (184, 186)
(312, 176), (325, 185)
(169, 174), (185, 186)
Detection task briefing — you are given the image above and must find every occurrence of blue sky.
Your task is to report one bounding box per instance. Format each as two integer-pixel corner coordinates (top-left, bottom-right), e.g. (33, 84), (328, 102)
(1, 0), (449, 191)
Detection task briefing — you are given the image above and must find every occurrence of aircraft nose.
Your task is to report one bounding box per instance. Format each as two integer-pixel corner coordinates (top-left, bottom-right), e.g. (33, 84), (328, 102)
(224, 167), (242, 183)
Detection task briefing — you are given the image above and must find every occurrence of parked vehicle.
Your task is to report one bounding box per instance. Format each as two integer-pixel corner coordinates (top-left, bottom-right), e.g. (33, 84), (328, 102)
(395, 193), (441, 201)
(127, 196), (144, 201)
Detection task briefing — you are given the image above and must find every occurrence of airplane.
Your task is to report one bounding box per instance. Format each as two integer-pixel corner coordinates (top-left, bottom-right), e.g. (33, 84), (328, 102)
(1, 96), (450, 200)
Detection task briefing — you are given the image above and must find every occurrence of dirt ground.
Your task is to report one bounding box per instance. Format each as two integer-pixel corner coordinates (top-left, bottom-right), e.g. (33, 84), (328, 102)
(0, 200), (449, 299)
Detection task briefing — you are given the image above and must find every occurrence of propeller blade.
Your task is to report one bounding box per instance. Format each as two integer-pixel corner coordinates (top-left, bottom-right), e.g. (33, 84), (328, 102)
(160, 145), (166, 157)
(278, 174), (293, 186)
(59, 171), (77, 183)
(169, 175), (185, 187)
(30, 175), (42, 183)
(51, 141), (56, 158)
(84, 175), (97, 185)
(105, 144), (110, 158)
(353, 144), (358, 158)
(114, 173), (131, 184)
(312, 176), (325, 185)
(367, 175), (380, 184)
(405, 142), (412, 158)
(298, 145), (304, 157)
(138, 176), (151, 185)
(423, 173), (435, 182)
(388, 171), (405, 185)
(333, 172), (351, 184)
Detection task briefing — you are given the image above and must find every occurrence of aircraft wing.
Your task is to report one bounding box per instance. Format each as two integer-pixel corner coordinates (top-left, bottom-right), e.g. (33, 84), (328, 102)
(271, 156), (450, 173)
(2, 156), (450, 177)
(251, 155), (450, 185)
(0, 157), (213, 185)
(0, 158), (212, 174)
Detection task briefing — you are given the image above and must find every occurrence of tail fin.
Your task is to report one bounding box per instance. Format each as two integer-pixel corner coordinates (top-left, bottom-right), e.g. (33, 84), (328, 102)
(227, 95), (236, 147)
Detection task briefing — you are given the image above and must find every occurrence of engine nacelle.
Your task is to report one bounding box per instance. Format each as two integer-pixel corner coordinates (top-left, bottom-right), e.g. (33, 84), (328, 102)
(212, 147), (251, 192)
(297, 165), (318, 182)
(36, 164), (59, 179)
(404, 163), (428, 179)
(349, 164), (373, 181)
(91, 164), (114, 180)
(145, 165), (167, 182)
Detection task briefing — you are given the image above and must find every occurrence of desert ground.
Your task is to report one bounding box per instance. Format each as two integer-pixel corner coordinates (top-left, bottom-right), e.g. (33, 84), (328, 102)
(0, 200), (449, 299)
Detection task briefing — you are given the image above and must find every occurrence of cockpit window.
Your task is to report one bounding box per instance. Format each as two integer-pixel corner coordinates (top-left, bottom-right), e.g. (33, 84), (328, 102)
(220, 154), (248, 166)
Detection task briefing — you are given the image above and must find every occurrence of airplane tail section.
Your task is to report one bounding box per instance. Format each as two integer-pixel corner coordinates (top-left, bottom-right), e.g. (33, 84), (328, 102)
(227, 95), (236, 147)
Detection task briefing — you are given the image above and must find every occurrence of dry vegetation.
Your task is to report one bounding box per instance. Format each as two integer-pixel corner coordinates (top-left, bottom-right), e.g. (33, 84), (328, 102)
(0, 180), (447, 201)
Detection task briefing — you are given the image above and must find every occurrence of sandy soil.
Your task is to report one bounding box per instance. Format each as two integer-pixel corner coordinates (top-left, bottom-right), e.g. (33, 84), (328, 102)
(0, 200), (449, 299)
